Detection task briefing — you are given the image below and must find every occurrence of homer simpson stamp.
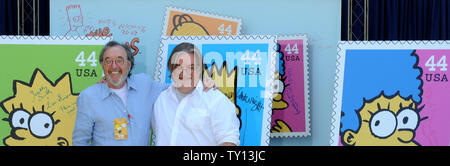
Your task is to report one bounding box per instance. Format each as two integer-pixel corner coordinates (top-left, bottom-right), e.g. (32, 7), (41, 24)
(162, 6), (242, 36)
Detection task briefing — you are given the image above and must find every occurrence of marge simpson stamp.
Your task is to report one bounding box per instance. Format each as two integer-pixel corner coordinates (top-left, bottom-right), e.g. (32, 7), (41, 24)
(331, 41), (450, 146)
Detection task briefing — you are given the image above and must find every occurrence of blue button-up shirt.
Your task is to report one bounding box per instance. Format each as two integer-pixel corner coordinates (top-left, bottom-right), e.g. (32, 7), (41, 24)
(72, 73), (169, 146)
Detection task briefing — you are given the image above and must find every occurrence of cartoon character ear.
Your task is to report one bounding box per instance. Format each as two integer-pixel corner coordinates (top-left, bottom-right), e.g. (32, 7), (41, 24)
(342, 130), (358, 146)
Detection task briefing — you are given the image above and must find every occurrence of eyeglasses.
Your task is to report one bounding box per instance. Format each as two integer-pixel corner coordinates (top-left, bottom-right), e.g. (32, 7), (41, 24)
(174, 65), (201, 72)
(103, 58), (125, 66)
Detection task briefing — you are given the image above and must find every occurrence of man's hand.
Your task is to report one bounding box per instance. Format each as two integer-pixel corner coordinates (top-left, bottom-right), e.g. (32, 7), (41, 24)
(202, 74), (218, 92)
(219, 142), (237, 146)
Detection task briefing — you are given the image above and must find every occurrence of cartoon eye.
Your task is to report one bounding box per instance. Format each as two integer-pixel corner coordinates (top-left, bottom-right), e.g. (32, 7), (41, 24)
(396, 109), (419, 130)
(29, 113), (54, 138)
(273, 79), (285, 93)
(370, 110), (397, 138)
(11, 110), (30, 129)
(73, 16), (80, 22)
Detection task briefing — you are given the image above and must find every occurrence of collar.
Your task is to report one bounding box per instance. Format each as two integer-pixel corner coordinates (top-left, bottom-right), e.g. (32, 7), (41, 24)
(169, 81), (204, 97)
(192, 81), (204, 95)
(101, 76), (137, 100)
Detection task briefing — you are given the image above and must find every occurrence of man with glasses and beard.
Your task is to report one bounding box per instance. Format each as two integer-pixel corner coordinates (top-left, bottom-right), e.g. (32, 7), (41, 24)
(72, 41), (215, 145)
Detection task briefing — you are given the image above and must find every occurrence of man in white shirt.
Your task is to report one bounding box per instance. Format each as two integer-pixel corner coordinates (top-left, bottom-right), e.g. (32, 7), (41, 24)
(152, 42), (240, 146)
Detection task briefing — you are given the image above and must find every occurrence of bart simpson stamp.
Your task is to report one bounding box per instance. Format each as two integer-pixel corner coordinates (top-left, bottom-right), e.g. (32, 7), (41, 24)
(155, 35), (277, 146)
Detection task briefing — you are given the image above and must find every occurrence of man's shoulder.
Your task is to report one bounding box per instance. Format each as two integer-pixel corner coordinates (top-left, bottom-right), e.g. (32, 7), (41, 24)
(155, 86), (172, 102)
(79, 83), (104, 99)
(199, 90), (235, 114)
(203, 89), (231, 104)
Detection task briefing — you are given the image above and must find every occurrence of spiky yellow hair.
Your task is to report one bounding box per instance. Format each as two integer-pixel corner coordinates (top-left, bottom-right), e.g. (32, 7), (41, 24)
(1, 69), (77, 146)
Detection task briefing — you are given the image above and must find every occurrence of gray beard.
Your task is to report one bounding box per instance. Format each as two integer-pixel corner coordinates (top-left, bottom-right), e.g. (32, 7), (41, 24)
(107, 74), (127, 87)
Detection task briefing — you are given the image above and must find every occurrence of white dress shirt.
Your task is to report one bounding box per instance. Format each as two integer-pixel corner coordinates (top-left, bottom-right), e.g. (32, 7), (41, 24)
(152, 81), (240, 146)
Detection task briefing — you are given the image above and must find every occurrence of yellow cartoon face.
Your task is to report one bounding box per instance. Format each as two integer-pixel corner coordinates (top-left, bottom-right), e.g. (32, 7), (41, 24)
(1, 69), (77, 146)
(170, 14), (209, 36)
(272, 73), (288, 110)
(342, 94), (422, 146)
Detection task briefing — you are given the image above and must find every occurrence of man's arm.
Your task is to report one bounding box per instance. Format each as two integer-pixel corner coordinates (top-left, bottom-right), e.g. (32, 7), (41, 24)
(202, 74), (217, 92)
(72, 93), (94, 146)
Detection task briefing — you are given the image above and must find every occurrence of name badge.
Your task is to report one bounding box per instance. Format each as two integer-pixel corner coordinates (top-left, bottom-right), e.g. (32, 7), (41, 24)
(114, 119), (128, 140)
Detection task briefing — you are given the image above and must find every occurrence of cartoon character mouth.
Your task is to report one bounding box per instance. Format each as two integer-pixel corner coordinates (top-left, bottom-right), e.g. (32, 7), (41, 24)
(10, 128), (26, 140)
(3, 128), (25, 146)
(397, 137), (412, 144)
(3, 133), (69, 146)
(272, 93), (288, 110)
